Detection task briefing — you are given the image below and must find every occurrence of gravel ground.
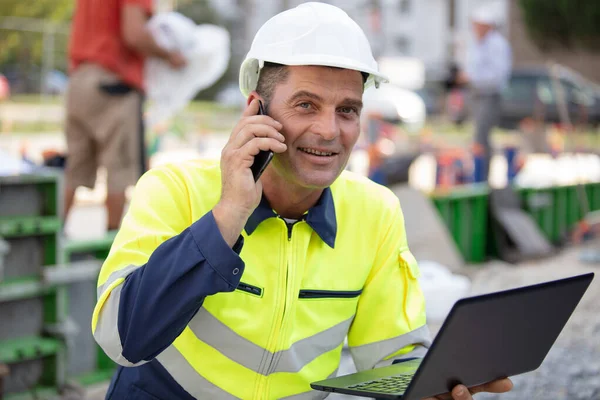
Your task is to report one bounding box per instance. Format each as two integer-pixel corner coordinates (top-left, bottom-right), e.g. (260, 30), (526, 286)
(466, 243), (600, 400)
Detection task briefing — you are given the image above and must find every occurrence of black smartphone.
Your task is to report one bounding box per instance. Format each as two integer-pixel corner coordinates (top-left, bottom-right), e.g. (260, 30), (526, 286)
(250, 100), (275, 181)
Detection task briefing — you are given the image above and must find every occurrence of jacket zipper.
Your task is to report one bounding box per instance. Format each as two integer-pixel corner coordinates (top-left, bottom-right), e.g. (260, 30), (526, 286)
(298, 289), (363, 299)
(236, 282), (262, 297)
(261, 218), (299, 398)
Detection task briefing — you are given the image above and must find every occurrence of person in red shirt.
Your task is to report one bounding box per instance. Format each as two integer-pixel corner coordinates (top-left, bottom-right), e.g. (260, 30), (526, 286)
(64, 0), (186, 233)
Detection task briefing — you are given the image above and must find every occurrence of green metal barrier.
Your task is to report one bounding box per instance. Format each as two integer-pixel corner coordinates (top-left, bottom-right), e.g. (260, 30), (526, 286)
(0, 173), (65, 399)
(61, 232), (117, 386)
(61, 232), (116, 264)
(0, 173), (60, 219)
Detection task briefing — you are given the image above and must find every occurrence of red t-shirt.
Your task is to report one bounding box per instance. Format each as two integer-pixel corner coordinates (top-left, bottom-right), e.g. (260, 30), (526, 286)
(69, 0), (153, 91)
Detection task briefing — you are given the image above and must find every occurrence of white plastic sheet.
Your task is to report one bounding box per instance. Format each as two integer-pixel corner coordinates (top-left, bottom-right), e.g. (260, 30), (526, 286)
(418, 260), (471, 322)
(515, 153), (600, 188)
(144, 12), (230, 130)
(0, 148), (35, 176)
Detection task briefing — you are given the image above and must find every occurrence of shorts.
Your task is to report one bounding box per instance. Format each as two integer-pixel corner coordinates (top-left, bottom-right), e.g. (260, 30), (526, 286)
(64, 64), (145, 193)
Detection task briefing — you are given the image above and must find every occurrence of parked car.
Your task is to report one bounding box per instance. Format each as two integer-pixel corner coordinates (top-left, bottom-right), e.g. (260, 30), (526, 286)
(415, 84), (445, 116)
(361, 83), (427, 133)
(499, 66), (600, 129)
(582, 85), (600, 129)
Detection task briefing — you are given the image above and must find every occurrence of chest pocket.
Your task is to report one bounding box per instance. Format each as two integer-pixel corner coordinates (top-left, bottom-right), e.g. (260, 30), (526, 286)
(296, 287), (362, 331)
(298, 289), (363, 299)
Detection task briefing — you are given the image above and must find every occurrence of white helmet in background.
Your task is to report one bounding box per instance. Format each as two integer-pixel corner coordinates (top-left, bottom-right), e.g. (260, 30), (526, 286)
(239, 2), (388, 97)
(471, 2), (504, 26)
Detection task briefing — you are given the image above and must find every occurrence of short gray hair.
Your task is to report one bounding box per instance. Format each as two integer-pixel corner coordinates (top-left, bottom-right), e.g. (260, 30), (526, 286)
(256, 62), (290, 108)
(255, 62), (369, 109)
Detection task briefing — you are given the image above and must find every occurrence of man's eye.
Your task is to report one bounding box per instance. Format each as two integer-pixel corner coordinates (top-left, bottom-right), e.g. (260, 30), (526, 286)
(298, 102), (311, 109)
(339, 106), (357, 114)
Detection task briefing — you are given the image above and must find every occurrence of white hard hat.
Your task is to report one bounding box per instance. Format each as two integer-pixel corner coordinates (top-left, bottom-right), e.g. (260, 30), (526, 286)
(239, 2), (388, 97)
(471, 3), (501, 26)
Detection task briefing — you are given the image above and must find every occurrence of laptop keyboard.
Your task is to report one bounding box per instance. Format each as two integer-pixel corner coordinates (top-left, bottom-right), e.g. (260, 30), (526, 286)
(347, 374), (414, 394)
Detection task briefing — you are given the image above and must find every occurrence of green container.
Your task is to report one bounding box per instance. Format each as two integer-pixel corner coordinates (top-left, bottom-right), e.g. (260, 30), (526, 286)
(586, 182), (600, 212)
(565, 185), (584, 229)
(518, 184), (594, 244)
(552, 186), (569, 242)
(431, 184), (489, 263)
(517, 187), (555, 242)
(429, 182), (600, 264)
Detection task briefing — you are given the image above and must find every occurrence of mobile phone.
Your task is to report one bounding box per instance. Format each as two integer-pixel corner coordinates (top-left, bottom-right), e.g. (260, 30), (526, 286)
(250, 100), (275, 181)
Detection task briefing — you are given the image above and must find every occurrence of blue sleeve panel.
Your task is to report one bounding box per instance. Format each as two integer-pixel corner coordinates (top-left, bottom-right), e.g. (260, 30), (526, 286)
(117, 211), (245, 364)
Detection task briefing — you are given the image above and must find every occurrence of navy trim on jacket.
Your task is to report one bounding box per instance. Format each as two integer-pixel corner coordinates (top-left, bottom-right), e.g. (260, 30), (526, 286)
(105, 211), (244, 399)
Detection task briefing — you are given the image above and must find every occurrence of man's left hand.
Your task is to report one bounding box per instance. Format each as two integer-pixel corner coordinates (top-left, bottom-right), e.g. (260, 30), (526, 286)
(423, 378), (513, 400)
(456, 70), (469, 85)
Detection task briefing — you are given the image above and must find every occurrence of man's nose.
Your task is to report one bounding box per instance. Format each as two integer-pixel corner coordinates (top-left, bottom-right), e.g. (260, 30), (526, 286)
(313, 110), (340, 141)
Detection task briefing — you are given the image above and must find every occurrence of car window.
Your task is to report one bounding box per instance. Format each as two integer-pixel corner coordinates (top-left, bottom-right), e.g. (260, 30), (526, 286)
(561, 80), (579, 103)
(502, 76), (538, 102)
(536, 78), (555, 105)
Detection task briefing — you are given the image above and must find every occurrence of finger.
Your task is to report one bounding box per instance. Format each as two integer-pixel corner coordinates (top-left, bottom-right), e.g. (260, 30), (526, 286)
(451, 385), (472, 400)
(242, 137), (287, 158)
(421, 396), (449, 400)
(241, 98), (261, 118)
(231, 124), (285, 149)
(421, 378), (513, 400)
(472, 378), (513, 395)
(230, 115), (283, 141)
(243, 115), (283, 130)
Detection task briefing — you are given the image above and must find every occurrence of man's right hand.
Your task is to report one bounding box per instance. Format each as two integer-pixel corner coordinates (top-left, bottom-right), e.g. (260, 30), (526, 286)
(213, 99), (286, 247)
(167, 51), (187, 69)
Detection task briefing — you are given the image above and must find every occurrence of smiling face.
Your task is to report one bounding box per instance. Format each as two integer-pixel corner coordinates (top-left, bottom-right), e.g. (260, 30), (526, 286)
(257, 65), (364, 189)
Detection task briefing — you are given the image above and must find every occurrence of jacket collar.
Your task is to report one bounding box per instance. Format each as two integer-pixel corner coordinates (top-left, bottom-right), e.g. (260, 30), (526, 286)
(244, 187), (337, 248)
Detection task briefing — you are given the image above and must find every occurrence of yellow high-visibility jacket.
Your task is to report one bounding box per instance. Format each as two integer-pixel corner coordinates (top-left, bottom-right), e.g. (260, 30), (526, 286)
(92, 159), (430, 399)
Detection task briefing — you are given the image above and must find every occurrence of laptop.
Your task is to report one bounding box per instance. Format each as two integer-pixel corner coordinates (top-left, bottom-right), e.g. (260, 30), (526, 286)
(311, 272), (594, 400)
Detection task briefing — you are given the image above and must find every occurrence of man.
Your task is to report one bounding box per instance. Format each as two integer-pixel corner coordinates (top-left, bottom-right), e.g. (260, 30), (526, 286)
(64, 0), (186, 233)
(92, 3), (513, 399)
(458, 4), (512, 182)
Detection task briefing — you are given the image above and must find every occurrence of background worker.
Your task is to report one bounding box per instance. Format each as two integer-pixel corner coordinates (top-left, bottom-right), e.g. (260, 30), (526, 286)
(457, 3), (512, 182)
(63, 0), (186, 233)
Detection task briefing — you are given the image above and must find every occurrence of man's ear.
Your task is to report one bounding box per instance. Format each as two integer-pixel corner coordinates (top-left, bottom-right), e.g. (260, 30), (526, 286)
(247, 91), (262, 106)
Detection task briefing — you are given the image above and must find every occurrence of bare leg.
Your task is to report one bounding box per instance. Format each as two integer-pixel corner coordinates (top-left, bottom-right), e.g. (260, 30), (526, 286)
(63, 186), (77, 229)
(106, 192), (126, 231)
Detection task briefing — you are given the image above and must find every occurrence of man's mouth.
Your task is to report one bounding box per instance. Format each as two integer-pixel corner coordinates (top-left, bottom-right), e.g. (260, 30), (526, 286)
(298, 147), (337, 157)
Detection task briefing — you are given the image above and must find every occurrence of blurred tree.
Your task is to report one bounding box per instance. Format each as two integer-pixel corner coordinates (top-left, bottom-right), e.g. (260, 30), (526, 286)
(176, 0), (219, 25)
(0, 0), (73, 21)
(519, 0), (600, 51)
(0, 0), (72, 92)
(0, 0), (234, 98)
